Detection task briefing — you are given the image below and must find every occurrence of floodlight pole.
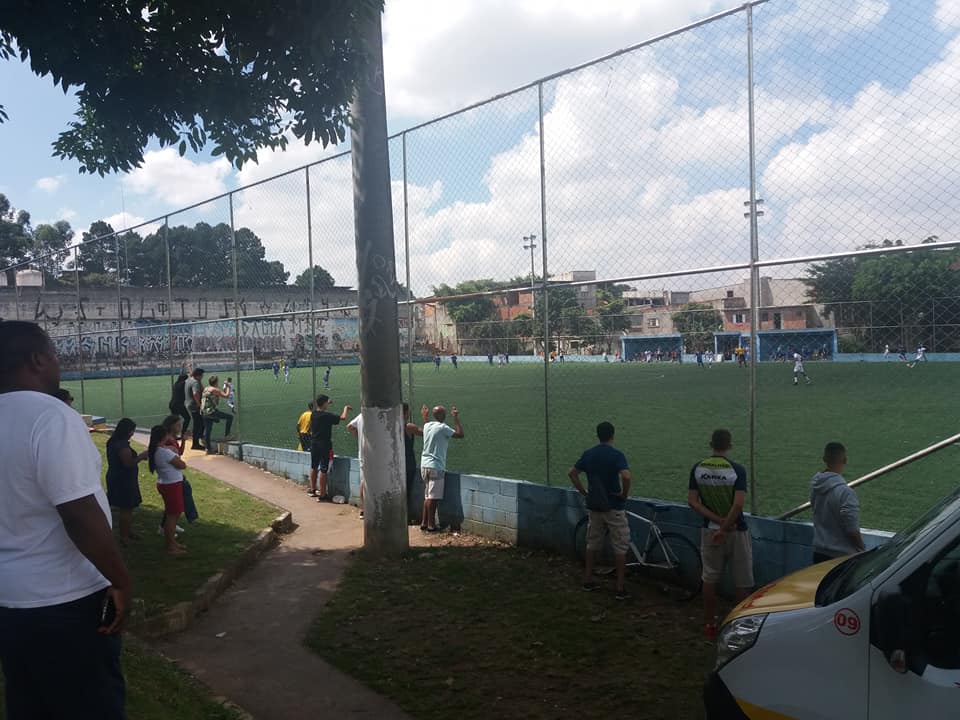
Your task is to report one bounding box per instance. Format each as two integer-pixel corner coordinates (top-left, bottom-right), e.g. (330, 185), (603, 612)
(523, 234), (537, 355)
(351, 8), (408, 555)
(745, 4), (760, 516)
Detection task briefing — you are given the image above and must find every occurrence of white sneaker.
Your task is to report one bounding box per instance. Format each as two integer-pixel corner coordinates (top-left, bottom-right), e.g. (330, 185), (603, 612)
(157, 525), (185, 535)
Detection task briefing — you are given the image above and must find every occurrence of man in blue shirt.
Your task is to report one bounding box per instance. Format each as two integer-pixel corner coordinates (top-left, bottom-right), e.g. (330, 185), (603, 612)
(568, 421), (632, 600)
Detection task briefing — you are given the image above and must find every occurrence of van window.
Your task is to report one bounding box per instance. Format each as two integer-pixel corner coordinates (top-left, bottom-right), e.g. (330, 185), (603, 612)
(817, 487), (960, 605)
(921, 539), (960, 668)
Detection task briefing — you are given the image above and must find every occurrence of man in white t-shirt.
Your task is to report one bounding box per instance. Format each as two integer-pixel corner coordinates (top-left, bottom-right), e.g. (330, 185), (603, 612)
(0, 321), (131, 719)
(419, 404), (465, 532)
(347, 413), (365, 520)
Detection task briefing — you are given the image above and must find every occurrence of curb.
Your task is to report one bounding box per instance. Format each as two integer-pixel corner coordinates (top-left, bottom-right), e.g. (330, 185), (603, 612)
(129, 511), (293, 638)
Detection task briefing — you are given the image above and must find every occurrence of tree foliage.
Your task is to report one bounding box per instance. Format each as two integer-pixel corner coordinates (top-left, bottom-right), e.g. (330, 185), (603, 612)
(0, 0), (383, 174)
(0, 193), (33, 282)
(671, 302), (723, 350)
(294, 265), (337, 290)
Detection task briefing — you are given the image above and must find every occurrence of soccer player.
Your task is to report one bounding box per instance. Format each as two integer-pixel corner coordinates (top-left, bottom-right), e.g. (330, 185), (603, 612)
(793, 351), (811, 385)
(706, 349), (715, 368)
(907, 344), (928, 368)
(283, 359), (291, 384)
(434, 354), (441, 372)
(323, 365), (331, 389)
(883, 343), (890, 360)
(696, 349), (704, 368)
(222, 377), (236, 410)
(272, 360), (280, 382)
(451, 353), (458, 369)
(897, 345), (907, 362)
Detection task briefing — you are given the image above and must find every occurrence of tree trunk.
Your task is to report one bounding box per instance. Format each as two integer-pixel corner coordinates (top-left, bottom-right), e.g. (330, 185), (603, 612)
(350, 9), (408, 555)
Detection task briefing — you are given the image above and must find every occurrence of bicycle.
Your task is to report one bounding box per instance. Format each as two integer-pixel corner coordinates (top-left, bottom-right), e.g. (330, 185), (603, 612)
(573, 503), (702, 601)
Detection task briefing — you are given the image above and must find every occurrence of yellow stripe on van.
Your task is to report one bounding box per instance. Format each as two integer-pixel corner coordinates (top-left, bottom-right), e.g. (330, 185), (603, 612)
(736, 697), (798, 719)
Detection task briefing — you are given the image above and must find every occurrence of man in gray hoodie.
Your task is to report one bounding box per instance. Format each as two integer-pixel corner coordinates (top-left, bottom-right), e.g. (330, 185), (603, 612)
(810, 442), (866, 563)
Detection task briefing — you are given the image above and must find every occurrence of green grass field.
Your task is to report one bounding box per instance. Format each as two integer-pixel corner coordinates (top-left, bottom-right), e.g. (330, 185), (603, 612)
(69, 359), (959, 531)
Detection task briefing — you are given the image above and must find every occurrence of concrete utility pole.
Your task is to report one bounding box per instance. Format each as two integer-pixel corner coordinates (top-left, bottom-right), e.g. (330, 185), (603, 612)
(350, 8), (408, 555)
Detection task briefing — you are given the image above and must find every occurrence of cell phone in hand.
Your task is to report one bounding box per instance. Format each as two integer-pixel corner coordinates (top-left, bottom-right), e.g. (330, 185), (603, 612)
(100, 593), (116, 627)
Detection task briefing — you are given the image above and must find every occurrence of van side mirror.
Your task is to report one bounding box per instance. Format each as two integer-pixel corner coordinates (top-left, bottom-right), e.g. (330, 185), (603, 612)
(870, 592), (915, 674)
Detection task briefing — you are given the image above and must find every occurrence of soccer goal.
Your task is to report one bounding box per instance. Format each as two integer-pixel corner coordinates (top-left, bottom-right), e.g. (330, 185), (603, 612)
(186, 348), (256, 372)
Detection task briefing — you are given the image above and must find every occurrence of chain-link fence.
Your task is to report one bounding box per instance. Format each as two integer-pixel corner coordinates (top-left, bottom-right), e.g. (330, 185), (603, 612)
(5, 0), (960, 529)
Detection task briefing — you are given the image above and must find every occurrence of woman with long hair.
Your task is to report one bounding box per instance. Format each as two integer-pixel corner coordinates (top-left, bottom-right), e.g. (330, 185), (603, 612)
(105, 418), (147, 544)
(148, 424), (188, 555)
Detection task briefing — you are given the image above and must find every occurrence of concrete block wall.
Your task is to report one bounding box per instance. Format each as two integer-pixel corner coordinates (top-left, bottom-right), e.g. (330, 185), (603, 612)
(226, 442), (892, 586)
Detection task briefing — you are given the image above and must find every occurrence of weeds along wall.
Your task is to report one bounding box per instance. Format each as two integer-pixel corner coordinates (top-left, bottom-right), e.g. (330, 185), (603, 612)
(6, 0), (960, 525)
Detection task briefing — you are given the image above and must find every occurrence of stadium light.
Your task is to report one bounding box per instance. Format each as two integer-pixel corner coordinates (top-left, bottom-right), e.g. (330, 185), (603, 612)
(523, 234), (538, 356)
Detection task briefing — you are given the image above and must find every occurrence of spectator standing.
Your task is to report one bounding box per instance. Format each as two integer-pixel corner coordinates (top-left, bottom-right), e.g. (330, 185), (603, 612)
(200, 375), (234, 454)
(308, 394), (351, 501)
(419, 404), (465, 532)
(169, 372), (191, 437)
(297, 402), (314, 453)
(687, 429), (753, 641)
(0, 321), (130, 718)
(158, 416), (198, 531)
(347, 413), (366, 519)
(568, 421), (632, 600)
(402, 403), (424, 524)
(810, 442), (865, 563)
(184, 367), (205, 450)
(106, 418), (148, 545)
(147, 425), (188, 555)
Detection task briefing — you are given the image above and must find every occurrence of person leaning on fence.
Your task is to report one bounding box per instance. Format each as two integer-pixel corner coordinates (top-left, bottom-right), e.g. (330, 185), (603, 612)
(0, 320), (131, 719)
(687, 429), (754, 641)
(169, 371), (191, 438)
(419, 403), (464, 532)
(185, 367), (206, 451)
(308, 394), (351, 501)
(810, 442), (865, 564)
(297, 401), (314, 451)
(568, 421), (632, 601)
(200, 375), (234, 454)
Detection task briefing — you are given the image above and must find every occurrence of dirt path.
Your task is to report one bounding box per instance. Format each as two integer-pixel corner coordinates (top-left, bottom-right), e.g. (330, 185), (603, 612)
(145, 441), (427, 720)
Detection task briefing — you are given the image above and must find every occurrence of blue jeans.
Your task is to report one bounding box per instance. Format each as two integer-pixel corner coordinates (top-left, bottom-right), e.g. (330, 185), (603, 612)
(0, 588), (125, 719)
(203, 410), (233, 449)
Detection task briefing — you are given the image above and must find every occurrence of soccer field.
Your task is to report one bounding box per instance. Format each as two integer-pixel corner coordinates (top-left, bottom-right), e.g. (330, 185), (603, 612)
(69, 360), (958, 531)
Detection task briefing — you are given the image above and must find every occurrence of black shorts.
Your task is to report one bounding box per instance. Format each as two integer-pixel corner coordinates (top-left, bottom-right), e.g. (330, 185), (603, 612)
(0, 588), (125, 719)
(310, 444), (332, 472)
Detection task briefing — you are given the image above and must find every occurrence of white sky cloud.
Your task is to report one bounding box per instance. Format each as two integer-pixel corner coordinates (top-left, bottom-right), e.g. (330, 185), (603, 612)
(34, 175), (64, 193)
(936, 0), (960, 29)
(123, 148), (232, 207)
(56, 207), (77, 222)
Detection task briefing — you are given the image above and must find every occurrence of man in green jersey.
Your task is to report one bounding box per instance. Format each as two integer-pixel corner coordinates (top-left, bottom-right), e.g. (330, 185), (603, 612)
(687, 429), (753, 641)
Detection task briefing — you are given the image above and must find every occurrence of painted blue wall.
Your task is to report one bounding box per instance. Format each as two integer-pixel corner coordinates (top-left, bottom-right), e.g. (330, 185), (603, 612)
(226, 442), (893, 589)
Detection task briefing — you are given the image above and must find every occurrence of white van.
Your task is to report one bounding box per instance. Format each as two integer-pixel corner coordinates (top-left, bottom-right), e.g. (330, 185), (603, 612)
(704, 486), (960, 719)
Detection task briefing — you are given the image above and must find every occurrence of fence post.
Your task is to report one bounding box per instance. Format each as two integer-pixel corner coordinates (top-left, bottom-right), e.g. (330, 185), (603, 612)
(164, 217), (174, 392)
(403, 131), (415, 409)
(306, 166), (317, 403)
(73, 246), (86, 414)
(538, 80), (552, 486)
(745, 3), (760, 516)
(115, 233), (126, 417)
(229, 193), (242, 441)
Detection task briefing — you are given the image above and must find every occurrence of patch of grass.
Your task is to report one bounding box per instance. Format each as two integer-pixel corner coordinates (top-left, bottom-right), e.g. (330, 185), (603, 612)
(70, 360), (960, 529)
(0, 638), (243, 720)
(87, 433), (279, 616)
(306, 543), (713, 720)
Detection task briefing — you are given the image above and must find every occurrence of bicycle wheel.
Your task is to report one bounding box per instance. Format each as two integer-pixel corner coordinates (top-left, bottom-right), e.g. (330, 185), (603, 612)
(573, 516), (590, 561)
(642, 532), (702, 602)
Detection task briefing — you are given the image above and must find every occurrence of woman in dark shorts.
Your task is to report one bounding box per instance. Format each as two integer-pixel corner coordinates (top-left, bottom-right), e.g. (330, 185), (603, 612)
(105, 418), (146, 544)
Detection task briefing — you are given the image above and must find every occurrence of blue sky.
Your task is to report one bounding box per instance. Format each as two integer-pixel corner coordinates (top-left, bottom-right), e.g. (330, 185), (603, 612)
(2, 0), (958, 294)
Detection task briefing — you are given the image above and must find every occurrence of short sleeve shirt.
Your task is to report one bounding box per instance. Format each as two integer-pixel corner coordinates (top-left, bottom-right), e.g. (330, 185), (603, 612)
(347, 414), (363, 468)
(154, 446), (184, 485)
(421, 421), (456, 471)
(688, 455), (748, 530)
(0, 391), (111, 608)
(184, 377), (202, 410)
(574, 444), (629, 511)
(310, 410), (341, 449)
